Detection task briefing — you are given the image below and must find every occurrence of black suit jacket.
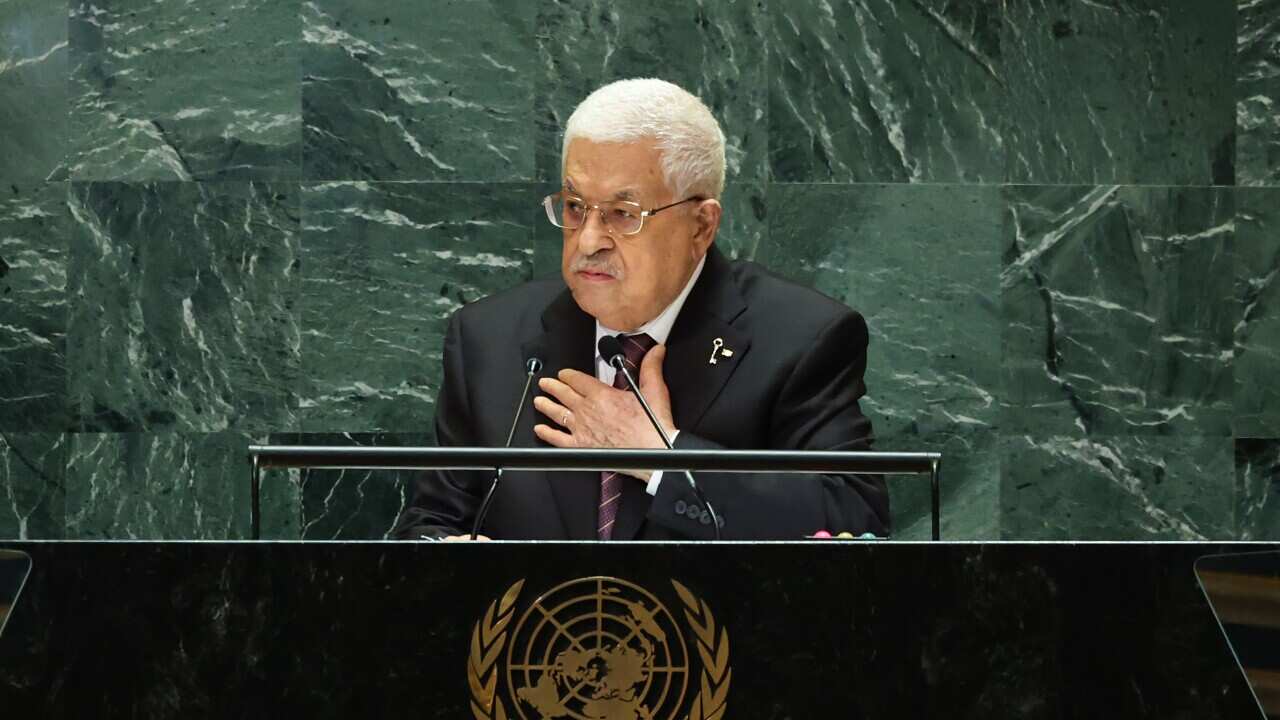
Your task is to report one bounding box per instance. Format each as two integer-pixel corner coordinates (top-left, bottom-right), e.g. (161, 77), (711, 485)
(393, 246), (890, 540)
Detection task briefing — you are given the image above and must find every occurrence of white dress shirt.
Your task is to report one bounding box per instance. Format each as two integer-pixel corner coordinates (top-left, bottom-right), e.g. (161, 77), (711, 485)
(594, 255), (706, 495)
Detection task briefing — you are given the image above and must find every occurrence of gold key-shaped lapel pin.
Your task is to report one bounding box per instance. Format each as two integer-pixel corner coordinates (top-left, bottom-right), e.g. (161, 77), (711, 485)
(708, 338), (724, 364)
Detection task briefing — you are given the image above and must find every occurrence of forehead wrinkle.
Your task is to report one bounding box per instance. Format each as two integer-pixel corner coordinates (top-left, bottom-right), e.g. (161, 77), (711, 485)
(562, 175), (642, 203)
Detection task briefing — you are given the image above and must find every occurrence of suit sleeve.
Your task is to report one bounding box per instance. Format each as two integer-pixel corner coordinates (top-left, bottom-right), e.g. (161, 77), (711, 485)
(645, 310), (891, 540)
(392, 311), (485, 539)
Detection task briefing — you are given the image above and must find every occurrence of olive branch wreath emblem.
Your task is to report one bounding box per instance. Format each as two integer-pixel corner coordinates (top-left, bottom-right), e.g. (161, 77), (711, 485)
(467, 578), (731, 720)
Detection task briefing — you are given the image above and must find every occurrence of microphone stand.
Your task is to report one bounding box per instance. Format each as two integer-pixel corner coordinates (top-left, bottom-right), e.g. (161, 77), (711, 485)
(471, 358), (541, 539)
(609, 356), (723, 541)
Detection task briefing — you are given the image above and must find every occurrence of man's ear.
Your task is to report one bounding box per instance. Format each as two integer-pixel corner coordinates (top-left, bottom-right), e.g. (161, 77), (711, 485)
(692, 199), (722, 255)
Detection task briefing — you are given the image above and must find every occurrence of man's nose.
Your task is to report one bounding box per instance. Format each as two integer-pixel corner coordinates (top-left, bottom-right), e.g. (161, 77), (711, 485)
(573, 207), (616, 255)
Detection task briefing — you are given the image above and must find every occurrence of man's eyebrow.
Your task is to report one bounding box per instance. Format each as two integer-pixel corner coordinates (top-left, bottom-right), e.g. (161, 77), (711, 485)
(562, 179), (638, 202)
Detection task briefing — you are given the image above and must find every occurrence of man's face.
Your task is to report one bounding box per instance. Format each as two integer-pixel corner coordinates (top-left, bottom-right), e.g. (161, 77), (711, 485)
(560, 137), (718, 331)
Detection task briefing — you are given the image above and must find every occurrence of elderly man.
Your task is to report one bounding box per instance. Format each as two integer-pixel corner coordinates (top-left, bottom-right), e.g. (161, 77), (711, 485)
(394, 78), (889, 541)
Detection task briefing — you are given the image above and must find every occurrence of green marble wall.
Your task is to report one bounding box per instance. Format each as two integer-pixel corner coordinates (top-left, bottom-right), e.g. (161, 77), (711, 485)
(1, 0), (1276, 540)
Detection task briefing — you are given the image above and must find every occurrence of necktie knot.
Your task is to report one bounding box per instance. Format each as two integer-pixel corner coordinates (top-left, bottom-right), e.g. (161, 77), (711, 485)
(618, 332), (656, 365)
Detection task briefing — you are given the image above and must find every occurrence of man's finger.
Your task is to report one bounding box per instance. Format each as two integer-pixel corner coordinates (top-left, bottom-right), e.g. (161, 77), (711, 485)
(533, 396), (571, 426)
(557, 368), (609, 397)
(538, 377), (584, 408)
(534, 423), (576, 447)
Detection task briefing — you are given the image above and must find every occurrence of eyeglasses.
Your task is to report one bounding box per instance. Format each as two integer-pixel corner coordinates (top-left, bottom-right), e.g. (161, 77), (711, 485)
(542, 191), (703, 236)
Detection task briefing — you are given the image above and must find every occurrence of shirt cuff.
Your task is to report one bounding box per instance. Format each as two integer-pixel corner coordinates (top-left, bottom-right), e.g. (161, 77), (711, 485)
(645, 431), (679, 495)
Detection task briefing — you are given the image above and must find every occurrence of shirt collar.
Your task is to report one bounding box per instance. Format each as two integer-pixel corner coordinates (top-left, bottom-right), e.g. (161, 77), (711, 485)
(595, 254), (707, 352)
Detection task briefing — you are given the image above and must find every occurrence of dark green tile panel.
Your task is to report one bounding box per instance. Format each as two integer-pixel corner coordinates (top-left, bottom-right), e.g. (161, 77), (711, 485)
(1234, 187), (1280, 436)
(0, 0), (69, 186)
(532, 0), (768, 184)
(299, 181), (538, 432)
(65, 0), (301, 181)
(1002, 185), (1235, 437)
(890, 431), (998, 540)
(1003, 0), (1236, 185)
(769, 0), (1004, 183)
(0, 433), (65, 539)
(302, 0), (536, 181)
(0, 182), (68, 431)
(1001, 435), (1234, 540)
(1235, 437), (1280, 540)
(760, 183), (1001, 538)
(268, 432), (426, 540)
(1237, 0), (1280, 186)
(66, 182), (301, 432)
(715, 182), (768, 261)
(64, 431), (298, 539)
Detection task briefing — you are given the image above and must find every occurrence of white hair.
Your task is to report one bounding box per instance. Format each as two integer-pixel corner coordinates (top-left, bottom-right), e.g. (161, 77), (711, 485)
(562, 78), (726, 200)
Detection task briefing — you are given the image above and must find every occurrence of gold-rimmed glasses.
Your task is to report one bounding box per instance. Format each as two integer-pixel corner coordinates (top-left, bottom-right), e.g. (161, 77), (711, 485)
(542, 191), (702, 236)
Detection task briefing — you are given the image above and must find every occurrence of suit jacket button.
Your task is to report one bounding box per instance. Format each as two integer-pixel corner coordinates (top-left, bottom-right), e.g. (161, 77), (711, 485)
(699, 511), (711, 525)
(687, 504), (701, 519)
(674, 500), (687, 515)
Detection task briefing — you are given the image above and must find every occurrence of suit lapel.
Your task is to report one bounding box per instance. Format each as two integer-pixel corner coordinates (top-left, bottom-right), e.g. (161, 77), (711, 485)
(521, 289), (597, 540)
(662, 246), (751, 435)
(611, 246), (752, 540)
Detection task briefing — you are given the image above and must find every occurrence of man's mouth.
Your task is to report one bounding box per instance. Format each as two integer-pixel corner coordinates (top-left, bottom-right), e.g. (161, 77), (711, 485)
(576, 270), (615, 282)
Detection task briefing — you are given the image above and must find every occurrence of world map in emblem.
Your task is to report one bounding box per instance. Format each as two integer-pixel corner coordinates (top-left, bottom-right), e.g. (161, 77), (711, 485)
(505, 577), (690, 720)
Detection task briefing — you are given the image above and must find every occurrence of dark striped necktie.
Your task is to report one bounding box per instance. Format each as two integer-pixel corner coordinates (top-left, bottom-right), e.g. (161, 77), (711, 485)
(597, 332), (657, 540)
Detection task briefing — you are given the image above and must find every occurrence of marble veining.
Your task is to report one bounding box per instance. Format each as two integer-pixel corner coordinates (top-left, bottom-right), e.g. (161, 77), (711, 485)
(64, 431), (297, 539)
(1235, 438), (1280, 540)
(0, 182), (68, 431)
(0, 433), (64, 539)
(769, 0), (1005, 182)
(761, 183), (1001, 538)
(0, 0), (70, 186)
(298, 181), (537, 432)
(1001, 435), (1234, 540)
(269, 431), (424, 540)
(64, 0), (301, 181)
(533, 0), (769, 184)
(1237, 0), (1280, 186)
(302, 0), (536, 181)
(1002, 0), (1236, 185)
(1002, 185), (1235, 437)
(1234, 188), (1280, 436)
(66, 182), (300, 433)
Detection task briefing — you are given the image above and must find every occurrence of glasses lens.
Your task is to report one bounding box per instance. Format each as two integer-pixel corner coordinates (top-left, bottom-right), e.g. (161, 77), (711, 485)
(560, 195), (586, 228)
(545, 195), (644, 234)
(606, 203), (643, 234)
(545, 194), (579, 229)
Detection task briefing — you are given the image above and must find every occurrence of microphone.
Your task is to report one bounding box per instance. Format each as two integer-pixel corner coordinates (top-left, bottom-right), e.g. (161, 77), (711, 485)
(471, 354), (543, 539)
(597, 335), (722, 540)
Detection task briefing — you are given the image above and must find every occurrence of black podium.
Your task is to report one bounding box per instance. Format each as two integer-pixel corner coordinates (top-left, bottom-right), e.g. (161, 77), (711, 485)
(0, 541), (1269, 718)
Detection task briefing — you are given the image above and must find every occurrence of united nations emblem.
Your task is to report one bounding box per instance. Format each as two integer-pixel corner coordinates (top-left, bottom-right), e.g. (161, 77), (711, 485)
(468, 577), (731, 720)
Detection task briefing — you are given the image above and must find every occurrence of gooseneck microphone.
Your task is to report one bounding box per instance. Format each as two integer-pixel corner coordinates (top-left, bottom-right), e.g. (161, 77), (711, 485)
(597, 335), (722, 540)
(471, 355), (543, 540)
